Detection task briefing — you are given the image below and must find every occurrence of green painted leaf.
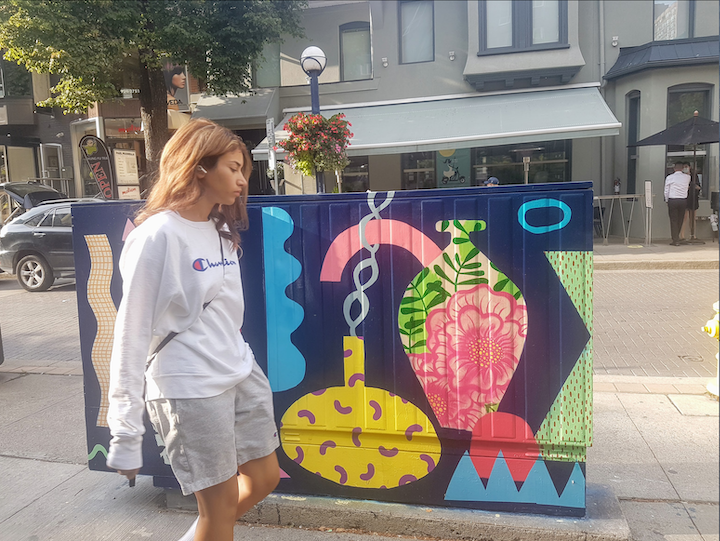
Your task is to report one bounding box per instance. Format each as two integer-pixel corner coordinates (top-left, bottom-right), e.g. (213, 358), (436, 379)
(490, 261), (500, 271)
(441, 220), (450, 231)
(453, 219), (468, 235)
(463, 262), (483, 269)
(455, 253), (461, 266)
(434, 265), (451, 282)
(416, 267), (430, 284)
(426, 293), (447, 310)
(442, 252), (456, 271)
(400, 306), (425, 314)
(425, 280), (444, 292)
(452, 237), (470, 244)
(473, 221), (487, 231)
(494, 278), (509, 291)
(404, 319), (424, 330)
(459, 270), (485, 277)
(459, 278), (489, 285)
(400, 296), (421, 305)
(410, 340), (426, 350)
(463, 247), (480, 262)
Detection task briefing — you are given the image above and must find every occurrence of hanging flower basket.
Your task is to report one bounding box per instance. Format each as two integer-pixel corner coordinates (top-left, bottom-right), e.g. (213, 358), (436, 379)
(277, 112), (353, 177)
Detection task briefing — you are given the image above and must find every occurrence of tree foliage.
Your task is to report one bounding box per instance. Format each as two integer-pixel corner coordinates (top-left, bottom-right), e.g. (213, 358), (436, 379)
(0, 0), (306, 112)
(0, 0), (306, 180)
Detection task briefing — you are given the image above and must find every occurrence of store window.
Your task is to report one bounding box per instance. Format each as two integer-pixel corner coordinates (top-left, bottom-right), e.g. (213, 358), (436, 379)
(472, 140), (571, 185)
(341, 156), (370, 192)
(666, 83), (712, 199)
(402, 152), (436, 190)
(399, 1), (434, 64)
(653, 0), (693, 41)
(340, 22), (372, 82)
(479, 0), (568, 54)
(626, 91), (641, 195)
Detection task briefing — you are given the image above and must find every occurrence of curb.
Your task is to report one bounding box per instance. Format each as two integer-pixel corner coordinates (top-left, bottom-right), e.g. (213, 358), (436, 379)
(594, 260), (718, 270)
(167, 485), (630, 541)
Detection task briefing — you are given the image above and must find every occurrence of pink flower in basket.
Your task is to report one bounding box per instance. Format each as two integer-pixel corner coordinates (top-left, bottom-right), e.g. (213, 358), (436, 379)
(408, 284), (527, 432)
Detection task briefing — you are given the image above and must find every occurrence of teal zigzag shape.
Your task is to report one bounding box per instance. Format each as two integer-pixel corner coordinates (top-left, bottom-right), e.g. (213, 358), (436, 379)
(262, 207), (305, 392)
(445, 451), (585, 509)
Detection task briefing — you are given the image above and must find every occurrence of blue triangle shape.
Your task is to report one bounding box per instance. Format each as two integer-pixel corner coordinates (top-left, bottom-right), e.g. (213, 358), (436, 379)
(484, 451), (522, 503)
(445, 451), (487, 501)
(519, 458), (558, 506)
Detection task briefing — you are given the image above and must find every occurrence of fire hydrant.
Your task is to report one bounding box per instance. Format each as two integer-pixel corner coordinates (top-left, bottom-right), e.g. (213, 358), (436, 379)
(702, 301), (719, 398)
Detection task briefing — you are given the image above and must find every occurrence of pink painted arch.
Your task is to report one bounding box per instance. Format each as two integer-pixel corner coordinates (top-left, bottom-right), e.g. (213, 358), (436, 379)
(320, 219), (442, 282)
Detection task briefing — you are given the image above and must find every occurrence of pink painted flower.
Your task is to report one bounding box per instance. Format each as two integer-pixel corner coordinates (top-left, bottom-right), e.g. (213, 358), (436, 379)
(408, 284), (527, 432)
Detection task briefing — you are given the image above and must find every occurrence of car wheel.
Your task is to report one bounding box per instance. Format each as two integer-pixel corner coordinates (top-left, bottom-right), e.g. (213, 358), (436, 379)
(16, 254), (54, 292)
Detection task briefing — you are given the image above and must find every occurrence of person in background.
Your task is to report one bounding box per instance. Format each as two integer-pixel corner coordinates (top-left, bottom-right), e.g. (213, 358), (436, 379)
(106, 119), (280, 541)
(484, 176), (499, 187)
(664, 162), (691, 246)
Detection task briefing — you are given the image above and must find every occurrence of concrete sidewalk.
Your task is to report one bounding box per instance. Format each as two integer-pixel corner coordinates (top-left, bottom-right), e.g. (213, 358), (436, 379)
(0, 369), (716, 541)
(593, 237), (718, 270)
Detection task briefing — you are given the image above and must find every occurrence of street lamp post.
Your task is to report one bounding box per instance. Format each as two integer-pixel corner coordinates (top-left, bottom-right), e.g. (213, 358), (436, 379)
(300, 46), (327, 193)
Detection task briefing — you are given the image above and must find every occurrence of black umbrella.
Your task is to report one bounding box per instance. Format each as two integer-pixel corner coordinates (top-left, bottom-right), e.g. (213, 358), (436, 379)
(629, 111), (719, 242)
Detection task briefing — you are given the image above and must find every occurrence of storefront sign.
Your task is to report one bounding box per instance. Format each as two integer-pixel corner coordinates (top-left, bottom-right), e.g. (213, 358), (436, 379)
(79, 135), (115, 199)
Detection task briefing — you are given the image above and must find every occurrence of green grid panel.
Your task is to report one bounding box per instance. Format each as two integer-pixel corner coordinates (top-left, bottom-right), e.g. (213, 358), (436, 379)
(535, 251), (593, 462)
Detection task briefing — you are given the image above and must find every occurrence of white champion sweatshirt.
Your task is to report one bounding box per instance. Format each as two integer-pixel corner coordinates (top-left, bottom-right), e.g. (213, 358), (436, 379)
(106, 211), (253, 471)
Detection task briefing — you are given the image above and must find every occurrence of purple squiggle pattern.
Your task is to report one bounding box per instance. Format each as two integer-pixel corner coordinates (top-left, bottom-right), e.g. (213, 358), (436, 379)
(378, 446), (399, 457)
(335, 465), (348, 484)
(419, 454), (435, 472)
(297, 410), (316, 424)
(352, 427), (362, 447)
(319, 440), (337, 455)
(334, 400), (352, 414)
(369, 400), (382, 420)
(405, 424), (422, 441)
(359, 463), (375, 481)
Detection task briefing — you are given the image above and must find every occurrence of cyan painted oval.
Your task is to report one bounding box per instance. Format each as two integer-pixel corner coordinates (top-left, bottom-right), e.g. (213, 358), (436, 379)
(518, 199), (572, 234)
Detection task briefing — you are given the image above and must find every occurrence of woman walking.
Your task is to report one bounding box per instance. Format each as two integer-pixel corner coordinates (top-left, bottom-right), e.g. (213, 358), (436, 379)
(106, 119), (280, 541)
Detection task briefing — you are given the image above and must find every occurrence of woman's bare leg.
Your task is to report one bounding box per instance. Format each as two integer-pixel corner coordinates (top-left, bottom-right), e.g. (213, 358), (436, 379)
(235, 452), (280, 519)
(194, 474), (239, 541)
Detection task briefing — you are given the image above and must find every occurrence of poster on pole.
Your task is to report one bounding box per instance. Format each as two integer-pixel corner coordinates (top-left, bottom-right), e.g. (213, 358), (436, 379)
(113, 149), (140, 185)
(79, 135), (115, 199)
(644, 180), (653, 208)
(113, 149), (142, 200)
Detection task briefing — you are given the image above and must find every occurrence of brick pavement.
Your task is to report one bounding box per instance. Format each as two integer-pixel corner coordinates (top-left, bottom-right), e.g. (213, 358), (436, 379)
(593, 270), (718, 378)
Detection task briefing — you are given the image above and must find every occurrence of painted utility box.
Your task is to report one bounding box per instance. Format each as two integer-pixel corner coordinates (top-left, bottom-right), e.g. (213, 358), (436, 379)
(74, 182), (593, 517)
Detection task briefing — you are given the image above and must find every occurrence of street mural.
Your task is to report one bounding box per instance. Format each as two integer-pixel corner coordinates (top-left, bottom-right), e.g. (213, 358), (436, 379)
(73, 182), (593, 516)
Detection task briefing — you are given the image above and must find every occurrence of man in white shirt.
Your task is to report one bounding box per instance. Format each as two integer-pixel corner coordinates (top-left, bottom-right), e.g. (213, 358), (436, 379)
(664, 163), (691, 246)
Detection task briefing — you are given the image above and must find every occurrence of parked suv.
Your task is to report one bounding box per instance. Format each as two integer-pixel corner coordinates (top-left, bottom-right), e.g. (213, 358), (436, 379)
(0, 199), (98, 291)
(0, 182), (67, 224)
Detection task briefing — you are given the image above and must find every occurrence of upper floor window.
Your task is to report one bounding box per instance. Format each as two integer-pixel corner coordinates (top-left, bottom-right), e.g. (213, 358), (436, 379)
(340, 22), (372, 81)
(653, 0), (694, 41)
(0, 57), (32, 98)
(399, 1), (434, 64)
(479, 0), (568, 55)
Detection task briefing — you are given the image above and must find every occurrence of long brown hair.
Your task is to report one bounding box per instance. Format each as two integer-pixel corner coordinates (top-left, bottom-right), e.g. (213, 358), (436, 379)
(135, 118), (252, 248)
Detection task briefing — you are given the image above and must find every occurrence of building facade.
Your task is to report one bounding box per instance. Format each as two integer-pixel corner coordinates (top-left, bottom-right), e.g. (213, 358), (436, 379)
(0, 60), (80, 196)
(194, 0), (719, 240)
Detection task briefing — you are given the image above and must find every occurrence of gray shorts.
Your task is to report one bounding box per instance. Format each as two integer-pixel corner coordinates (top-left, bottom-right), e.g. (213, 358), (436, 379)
(146, 361), (280, 495)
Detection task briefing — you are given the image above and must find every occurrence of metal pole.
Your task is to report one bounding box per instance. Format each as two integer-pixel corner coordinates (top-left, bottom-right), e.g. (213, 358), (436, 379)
(310, 73), (325, 194)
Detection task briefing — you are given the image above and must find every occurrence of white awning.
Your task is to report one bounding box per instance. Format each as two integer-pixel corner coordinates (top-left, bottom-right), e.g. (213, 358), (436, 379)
(192, 88), (279, 130)
(251, 85), (620, 160)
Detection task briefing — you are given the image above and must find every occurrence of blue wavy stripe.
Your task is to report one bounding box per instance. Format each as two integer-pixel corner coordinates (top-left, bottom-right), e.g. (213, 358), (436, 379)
(262, 207), (306, 392)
